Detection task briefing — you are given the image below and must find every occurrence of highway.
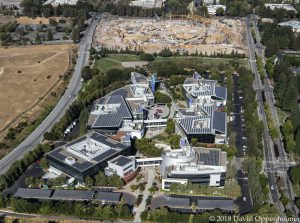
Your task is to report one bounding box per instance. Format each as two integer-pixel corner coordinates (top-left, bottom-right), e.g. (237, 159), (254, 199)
(0, 16), (100, 174)
(245, 15), (284, 217)
(250, 15), (299, 219)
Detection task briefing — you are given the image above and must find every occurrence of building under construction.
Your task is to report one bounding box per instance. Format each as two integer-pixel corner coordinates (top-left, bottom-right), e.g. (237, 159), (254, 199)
(93, 15), (246, 55)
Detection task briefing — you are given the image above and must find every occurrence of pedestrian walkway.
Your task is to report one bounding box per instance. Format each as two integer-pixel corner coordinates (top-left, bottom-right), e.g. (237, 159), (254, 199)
(133, 167), (154, 223)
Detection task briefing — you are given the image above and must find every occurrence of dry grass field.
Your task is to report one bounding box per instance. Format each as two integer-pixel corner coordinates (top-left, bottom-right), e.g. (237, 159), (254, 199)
(0, 16), (16, 26)
(16, 16), (72, 25)
(0, 44), (74, 131)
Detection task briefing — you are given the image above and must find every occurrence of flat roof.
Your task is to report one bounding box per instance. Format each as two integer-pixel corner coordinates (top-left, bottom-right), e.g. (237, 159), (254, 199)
(184, 78), (227, 100)
(109, 155), (133, 167)
(177, 110), (226, 135)
(197, 199), (234, 210)
(164, 197), (190, 207)
(47, 132), (129, 172)
(51, 189), (94, 201)
(94, 192), (122, 203)
(14, 188), (53, 199)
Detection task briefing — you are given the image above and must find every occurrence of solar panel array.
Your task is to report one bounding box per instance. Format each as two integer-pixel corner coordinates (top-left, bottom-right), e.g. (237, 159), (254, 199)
(163, 195), (234, 211)
(177, 110), (226, 135)
(52, 189), (94, 201)
(92, 95), (133, 128)
(212, 111), (226, 134)
(177, 116), (212, 134)
(14, 188), (123, 203)
(14, 188), (53, 199)
(164, 197), (190, 207)
(199, 150), (220, 166)
(215, 86), (227, 100)
(197, 199), (234, 210)
(110, 155), (132, 166)
(90, 132), (128, 150)
(94, 192), (121, 203)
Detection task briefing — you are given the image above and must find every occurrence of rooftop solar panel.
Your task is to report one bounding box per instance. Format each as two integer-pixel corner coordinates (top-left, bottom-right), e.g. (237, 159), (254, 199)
(14, 188), (53, 199)
(197, 199), (234, 210)
(94, 192), (121, 203)
(93, 95), (133, 128)
(93, 149), (118, 162)
(164, 197), (190, 207)
(52, 190), (94, 201)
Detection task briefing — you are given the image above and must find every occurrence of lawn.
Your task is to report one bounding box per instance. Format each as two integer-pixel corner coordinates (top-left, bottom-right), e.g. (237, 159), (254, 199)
(94, 54), (141, 73)
(150, 56), (246, 66)
(94, 58), (123, 73)
(107, 54), (141, 62)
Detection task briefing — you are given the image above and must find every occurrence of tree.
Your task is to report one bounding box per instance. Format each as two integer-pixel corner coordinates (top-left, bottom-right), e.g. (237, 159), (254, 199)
(140, 53), (154, 61)
(154, 91), (172, 104)
(85, 176), (94, 188)
(216, 7), (224, 16)
(134, 138), (162, 157)
(71, 25), (80, 43)
(95, 171), (108, 186)
(165, 118), (175, 134)
(47, 29), (53, 41)
(81, 66), (92, 82)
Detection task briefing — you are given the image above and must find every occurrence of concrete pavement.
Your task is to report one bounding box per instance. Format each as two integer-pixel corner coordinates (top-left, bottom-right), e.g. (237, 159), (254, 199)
(134, 167), (154, 223)
(0, 16), (100, 174)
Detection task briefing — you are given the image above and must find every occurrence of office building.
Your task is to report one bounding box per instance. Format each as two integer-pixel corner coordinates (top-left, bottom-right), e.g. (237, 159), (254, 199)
(160, 143), (227, 190)
(46, 132), (130, 182)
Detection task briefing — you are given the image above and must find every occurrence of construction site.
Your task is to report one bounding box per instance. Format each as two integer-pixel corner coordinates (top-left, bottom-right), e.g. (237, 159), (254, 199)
(93, 15), (247, 55)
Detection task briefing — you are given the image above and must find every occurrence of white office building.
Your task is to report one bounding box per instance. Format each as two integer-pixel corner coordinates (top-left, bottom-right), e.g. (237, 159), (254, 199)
(105, 155), (136, 178)
(160, 142), (227, 190)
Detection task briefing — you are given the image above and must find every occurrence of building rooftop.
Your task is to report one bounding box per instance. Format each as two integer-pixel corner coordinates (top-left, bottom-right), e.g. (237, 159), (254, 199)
(198, 148), (227, 167)
(164, 197), (190, 208)
(14, 188), (53, 199)
(265, 3), (296, 11)
(177, 110), (226, 135)
(197, 199), (234, 210)
(109, 155), (133, 167)
(131, 72), (149, 85)
(51, 189), (94, 201)
(47, 132), (129, 172)
(94, 192), (122, 203)
(91, 95), (133, 129)
(183, 78), (227, 100)
(279, 20), (300, 30)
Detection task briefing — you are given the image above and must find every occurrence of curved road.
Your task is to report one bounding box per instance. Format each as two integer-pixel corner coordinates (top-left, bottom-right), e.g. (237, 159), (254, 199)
(0, 16), (100, 175)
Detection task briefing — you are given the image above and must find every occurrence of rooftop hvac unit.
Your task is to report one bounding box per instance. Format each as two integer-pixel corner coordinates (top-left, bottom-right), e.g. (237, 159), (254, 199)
(65, 156), (76, 165)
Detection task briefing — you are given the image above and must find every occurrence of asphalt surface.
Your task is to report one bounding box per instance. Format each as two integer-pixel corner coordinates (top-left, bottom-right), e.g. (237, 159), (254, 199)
(0, 16), (100, 175)
(245, 15), (284, 216)
(250, 15), (299, 219)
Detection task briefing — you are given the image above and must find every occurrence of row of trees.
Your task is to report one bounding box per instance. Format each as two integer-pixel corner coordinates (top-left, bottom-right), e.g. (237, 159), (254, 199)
(11, 198), (132, 221)
(238, 67), (263, 157)
(141, 208), (235, 223)
(0, 144), (52, 191)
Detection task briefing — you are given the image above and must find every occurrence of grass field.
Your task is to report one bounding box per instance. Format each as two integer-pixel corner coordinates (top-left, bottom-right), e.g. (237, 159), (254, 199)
(151, 56), (246, 66)
(0, 44), (74, 131)
(94, 54), (141, 73)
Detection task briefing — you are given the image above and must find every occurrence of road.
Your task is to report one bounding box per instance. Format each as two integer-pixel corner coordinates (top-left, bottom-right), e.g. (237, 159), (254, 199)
(250, 15), (299, 219)
(245, 15), (285, 217)
(0, 16), (100, 174)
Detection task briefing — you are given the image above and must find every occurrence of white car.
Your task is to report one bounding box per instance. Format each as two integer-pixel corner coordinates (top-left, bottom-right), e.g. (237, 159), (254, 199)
(243, 197), (247, 202)
(271, 185), (274, 190)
